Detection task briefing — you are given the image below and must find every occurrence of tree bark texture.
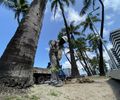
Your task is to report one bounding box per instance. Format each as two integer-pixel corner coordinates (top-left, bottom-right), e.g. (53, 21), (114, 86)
(0, 0), (47, 88)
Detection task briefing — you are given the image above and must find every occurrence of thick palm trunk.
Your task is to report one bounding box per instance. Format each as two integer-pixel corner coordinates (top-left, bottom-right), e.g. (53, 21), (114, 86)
(98, 0), (105, 76)
(0, 0), (47, 88)
(58, 0), (80, 78)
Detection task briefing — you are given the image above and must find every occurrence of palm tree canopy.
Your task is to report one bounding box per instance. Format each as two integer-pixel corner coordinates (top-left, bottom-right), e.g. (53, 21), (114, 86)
(0, 0), (29, 23)
(87, 33), (99, 51)
(80, 15), (100, 32)
(13, 0), (29, 16)
(59, 22), (81, 36)
(0, 0), (15, 8)
(50, 0), (75, 17)
(80, 0), (97, 15)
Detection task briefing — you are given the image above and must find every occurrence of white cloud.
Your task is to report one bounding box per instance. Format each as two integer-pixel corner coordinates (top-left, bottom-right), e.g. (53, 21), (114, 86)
(62, 61), (71, 69)
(103, 42), (113, 68)
(51, 6), (63, 21)
(86, 51), (95, 59)
(45, 2), (50, 14)
(106, 43), (113, 50)
(64, 48), (69, 54)
(51, 7), (86, 24)
(107, 21), (114, 26)
(105, 15), (114, 26)
(104, 0), (120, 11)
(45, 47), (50, 52)
(62, 60), (87, 75)
(67, 7), (86, 24)
(62, 60), (83, 70)
(105, 15), (112, 20)
(103, 28), (110, 38)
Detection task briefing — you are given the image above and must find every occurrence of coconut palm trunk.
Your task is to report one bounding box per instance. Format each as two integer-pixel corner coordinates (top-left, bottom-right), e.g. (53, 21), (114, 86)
(78, 49), (92, 76)
(0, 0), (47, 88)
(58, 0), (80, 78)
(98, 0), (105, 76)
(76, 52), (90, 75)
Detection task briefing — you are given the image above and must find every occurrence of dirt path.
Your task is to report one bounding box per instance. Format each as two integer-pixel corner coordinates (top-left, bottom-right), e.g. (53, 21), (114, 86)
(0, 77), (120, 100)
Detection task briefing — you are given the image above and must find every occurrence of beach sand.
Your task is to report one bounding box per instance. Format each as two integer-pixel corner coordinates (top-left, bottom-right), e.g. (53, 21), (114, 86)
(0, 77), (120, 100)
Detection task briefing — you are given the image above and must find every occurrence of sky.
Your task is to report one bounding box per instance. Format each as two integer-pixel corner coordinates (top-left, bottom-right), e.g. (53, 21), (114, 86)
(0, 0), (120, 70)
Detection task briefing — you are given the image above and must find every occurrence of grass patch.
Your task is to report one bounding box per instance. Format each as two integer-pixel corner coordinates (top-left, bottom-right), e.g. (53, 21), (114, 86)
(49, 90), (58, 97)
(4, 95), (39, 100)
(5, 96), (22, 100)
(29, 95), (39, 100)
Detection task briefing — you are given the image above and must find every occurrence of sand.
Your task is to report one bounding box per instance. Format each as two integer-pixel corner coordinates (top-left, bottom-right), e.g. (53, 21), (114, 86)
(0, 77), (120, 100)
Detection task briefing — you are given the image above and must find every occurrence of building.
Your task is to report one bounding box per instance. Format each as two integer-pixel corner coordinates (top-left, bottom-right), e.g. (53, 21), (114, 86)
(109, 49), (120, 69)
(110, 29), (120, 57)
(109, 29), (120, 68)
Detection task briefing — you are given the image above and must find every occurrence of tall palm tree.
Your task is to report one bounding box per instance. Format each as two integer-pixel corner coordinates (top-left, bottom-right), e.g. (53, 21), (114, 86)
(0, 0), (29, 24)
(50, 0), (80, 78)
(80, 0), (105, 76)
(0, 0), (47, 88)
(98, 0), (105, 76)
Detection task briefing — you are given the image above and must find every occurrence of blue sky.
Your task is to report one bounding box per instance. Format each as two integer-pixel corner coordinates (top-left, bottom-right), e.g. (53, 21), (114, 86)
(0, 0), (120, 69)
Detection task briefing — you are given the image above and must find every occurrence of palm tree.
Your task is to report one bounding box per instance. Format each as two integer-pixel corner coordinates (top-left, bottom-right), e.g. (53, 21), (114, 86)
(87, 34), (99, 60)
(0, 0), (14, 8)
(0, 0), (29, 24)
(61, 22), (93, 76)
(80, 0), (105, 76)
(50, 0), (80, 78)
(80, 15), (100, 33)
(80, 0), (96, 15)
(0, 0), (47, 88)
(75, 38), (93, 76)
(98, 0), (105, 76)
(89, 56), (99, 75)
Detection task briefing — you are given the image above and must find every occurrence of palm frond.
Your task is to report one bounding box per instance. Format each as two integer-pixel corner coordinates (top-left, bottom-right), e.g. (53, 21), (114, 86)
(63, 0), (75, 6)
(80, 0), (92, 16)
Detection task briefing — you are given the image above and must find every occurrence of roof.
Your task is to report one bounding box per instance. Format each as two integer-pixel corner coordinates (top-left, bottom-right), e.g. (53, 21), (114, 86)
(33, 67), (51, 74)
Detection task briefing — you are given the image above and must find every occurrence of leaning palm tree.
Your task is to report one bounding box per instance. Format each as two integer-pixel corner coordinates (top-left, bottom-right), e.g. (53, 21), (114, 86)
(50, 0), (80, 78)
(0, 0), (29, 24)
(80, 0), (105, 76)
(60, 22), (93, 76)
(0, 0), (47, 88)
(75, 38), (93, 76)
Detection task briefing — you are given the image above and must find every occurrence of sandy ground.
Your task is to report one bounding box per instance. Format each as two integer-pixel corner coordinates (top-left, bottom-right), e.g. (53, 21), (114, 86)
(0, 77), (120, 100)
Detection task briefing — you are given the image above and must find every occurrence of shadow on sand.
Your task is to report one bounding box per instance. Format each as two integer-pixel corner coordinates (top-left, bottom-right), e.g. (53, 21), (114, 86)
(107, 79), (120, 100)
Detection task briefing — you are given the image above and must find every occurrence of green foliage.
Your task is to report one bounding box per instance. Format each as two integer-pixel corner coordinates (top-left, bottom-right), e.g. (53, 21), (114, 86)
(4, 95), (39, 100)
(80, 0), (97, 15)
(49, 90), (58, 96)
(50, 66), (60, 73)
(5, 96), (22, 100)
(50, 0), (75, 17)
(29, 95), (39, 100)
(80, 0), (92, 15)
(87, 34), (99, 52)
(0, 0), (29, 23)
(80, 15), (100, 33)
